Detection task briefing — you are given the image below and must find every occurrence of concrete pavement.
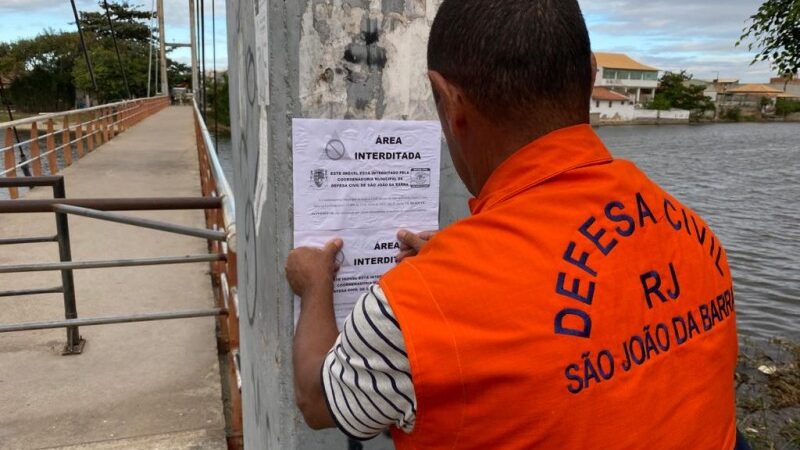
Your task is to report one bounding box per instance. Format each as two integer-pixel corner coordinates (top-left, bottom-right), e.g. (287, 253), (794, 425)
(0, 107), (226, 449)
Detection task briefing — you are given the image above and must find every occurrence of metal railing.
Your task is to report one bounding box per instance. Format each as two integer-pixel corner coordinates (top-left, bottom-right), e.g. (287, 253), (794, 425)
(0, 178), (229, 351)
(0, 176), (82, 354)
(192, 99), (242, 448)
(1, 96), (170, 199)
(0, 98), (242, 448)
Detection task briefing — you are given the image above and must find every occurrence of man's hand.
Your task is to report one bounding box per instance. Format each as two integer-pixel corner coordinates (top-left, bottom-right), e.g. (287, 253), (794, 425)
(396, 229), (437, 262)
(287, 238), (343, 431)
(286, 238), (343, 298)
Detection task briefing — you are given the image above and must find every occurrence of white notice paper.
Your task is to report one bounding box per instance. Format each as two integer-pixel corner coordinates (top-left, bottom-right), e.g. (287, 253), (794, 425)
(293, 119), (442, 329)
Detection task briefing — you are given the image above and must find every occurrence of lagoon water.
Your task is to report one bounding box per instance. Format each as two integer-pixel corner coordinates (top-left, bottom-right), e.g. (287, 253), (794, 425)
(4, 122), (797, 341)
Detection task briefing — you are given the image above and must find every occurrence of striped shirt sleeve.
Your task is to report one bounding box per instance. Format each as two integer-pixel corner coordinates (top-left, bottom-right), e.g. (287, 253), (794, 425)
(321, 284), (417, 440)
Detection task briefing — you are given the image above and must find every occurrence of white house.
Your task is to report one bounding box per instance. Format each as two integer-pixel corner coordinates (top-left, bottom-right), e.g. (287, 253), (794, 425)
(594, 52), (660, 104)
(591, 87), (635, 121)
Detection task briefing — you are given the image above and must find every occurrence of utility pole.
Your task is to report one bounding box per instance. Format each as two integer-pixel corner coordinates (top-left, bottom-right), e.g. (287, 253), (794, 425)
(157, 0), (168, 97)
(189, 0), (198, 99)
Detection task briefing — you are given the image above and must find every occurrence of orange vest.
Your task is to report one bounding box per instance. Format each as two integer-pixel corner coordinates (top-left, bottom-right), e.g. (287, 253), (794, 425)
(380, 125), (738, 450)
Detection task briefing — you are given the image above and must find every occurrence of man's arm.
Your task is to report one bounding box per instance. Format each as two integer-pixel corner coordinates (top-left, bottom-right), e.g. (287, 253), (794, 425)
(286, 239), (342, 429)
(287, 236), (421, 438)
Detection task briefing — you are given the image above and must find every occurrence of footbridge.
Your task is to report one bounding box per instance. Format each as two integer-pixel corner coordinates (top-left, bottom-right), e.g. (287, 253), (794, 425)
(0, 98), (242, 449)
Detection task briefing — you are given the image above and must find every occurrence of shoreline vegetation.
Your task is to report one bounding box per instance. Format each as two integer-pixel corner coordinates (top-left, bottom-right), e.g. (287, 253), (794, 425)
(594, 118), (800, 127)
(737, 337), (800, 449)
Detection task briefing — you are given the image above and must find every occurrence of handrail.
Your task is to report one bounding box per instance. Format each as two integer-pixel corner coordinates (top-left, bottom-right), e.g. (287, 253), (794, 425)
(1, 96), (171, 198)
(191, 99), (242, 447)
(191, 99), (236, 248)
(0, 96), (168, 129)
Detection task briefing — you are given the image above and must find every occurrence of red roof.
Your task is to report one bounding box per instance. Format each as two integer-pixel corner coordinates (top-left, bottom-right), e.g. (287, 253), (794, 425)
(592, 87), (630, 102)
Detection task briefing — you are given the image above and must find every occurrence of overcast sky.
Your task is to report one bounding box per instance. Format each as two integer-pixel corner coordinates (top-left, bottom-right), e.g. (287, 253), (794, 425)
(0, 0), (774, 82)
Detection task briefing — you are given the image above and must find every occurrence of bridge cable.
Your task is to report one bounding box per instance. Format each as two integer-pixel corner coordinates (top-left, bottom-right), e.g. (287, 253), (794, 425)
(69, 0), (99, 95)
(102, 0), (132, 99)
(0, 77), (32, 177)
(212, 0), (218, 150)
(200, 0), (207, 121)
(146, 0), (155, 97)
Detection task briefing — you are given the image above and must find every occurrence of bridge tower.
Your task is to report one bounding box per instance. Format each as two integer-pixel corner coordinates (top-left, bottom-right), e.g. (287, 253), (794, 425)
(225, 1), (468, 448)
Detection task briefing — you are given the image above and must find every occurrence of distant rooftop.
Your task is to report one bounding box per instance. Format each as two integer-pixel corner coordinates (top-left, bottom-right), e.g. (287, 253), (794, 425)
(770, 76), (800, 85)
(727, 84), (784, 95)
(715, 78), (740, 84)
(594, 52), (659, 72)
(592, 87), (630, 102)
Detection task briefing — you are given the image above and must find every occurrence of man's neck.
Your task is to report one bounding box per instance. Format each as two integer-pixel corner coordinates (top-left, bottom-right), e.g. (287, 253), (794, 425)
(470, 119), (587, 195)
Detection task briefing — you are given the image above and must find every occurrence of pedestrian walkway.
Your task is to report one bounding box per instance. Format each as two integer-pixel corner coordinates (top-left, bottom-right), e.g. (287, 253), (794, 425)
(0, 107), (226, 449)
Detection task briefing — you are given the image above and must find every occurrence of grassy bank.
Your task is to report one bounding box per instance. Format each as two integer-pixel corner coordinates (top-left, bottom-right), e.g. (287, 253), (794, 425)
(737, 337), (800, 449)
(0, 111), (34, 123)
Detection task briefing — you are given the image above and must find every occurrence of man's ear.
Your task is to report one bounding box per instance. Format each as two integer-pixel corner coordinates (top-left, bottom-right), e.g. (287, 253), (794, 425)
(428, 70), (466, 137)
(590, 53), (597, 87)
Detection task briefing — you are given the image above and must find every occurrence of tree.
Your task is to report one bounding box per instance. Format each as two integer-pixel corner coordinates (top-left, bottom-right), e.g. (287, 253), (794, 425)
(0, 31), (81, 112)
(1, 1), (179, 111)
(80, 1), (155, 44)
(648, 72), (715, 118)
(73, 1), (157, 102)
(168, 61), (192, 87)
(205, 72), (230, 128)
(737, 0), (800, 80)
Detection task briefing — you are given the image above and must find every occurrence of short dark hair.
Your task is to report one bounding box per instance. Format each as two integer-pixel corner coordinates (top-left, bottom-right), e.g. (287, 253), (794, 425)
(428, 0), (593, 126)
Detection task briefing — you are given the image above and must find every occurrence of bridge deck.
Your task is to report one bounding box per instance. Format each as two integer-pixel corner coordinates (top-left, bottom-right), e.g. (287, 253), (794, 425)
(0, 107), (226, 449)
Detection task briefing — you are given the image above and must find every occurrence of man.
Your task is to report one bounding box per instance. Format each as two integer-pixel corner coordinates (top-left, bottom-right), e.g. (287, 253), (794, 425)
(287, 0), (745, 448)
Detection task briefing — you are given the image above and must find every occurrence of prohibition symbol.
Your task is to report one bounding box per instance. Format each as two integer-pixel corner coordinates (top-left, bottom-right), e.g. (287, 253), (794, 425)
(325, 139), (346, 160)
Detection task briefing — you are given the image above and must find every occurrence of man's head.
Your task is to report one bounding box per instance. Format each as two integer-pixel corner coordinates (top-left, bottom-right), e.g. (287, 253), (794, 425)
(427, 0), (593, 195)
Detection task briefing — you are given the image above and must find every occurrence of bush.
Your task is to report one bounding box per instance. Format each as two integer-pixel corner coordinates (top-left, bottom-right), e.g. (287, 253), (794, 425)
(721, 107), (742, 122)
(776, 98), (800, 116)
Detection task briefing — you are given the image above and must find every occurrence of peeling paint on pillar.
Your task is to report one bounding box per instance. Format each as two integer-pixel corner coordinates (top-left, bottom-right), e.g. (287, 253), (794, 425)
(300, 0), (442, 120)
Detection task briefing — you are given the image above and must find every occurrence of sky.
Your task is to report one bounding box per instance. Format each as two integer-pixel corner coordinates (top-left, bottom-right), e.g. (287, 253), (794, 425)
(0, 0), (775, 83)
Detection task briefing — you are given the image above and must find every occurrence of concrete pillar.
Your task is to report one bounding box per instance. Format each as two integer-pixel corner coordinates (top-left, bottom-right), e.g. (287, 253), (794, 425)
(226, 1), (469, 448)
(189, 0), (198, 99)
(157, 0), (168, 96)
(636, 87), (642, 104)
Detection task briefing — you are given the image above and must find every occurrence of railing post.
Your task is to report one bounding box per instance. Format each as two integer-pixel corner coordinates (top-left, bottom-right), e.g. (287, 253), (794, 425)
(52, 177), (85, 355)
(75, 117), (85, 159)
(119, 104), (127, 132)
(86, 114), (95, 153)
(62, 115), (72, 167)
(46, 119), (57, 175)
(93, 111), (101, 150)
(3, 128), (17, 199)
(225, 244), (242, 444)
(111, 107), (118, 138)
(97, 109), (104, 145)
(102, 108), (110, 143)
(30, 122), (42, 176)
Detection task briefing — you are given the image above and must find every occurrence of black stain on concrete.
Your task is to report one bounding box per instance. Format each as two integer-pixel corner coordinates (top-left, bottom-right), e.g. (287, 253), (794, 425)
(343, 18), (387, 68)
(341, 16), (388, 114)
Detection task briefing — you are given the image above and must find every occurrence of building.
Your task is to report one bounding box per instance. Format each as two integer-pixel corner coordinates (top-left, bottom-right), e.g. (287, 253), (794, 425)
(709, 78), (740, 99)
(591, 87), (635, 122)
(717, 83), (797, 112)
(594, 52), (660, 104)
(769, 76), (800, 97)
(684, 79), (718, 102)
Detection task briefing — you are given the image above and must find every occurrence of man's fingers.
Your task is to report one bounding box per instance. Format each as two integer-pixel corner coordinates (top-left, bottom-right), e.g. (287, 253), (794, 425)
(396, 250), (415, 262)
(397, 230), (427, 252)
(418, 230), (437, 240)
(323, 238), (344, 256)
